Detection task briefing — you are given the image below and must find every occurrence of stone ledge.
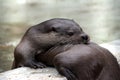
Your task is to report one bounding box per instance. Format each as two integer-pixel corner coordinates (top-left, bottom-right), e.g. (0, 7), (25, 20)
(0, 67), (67, 80)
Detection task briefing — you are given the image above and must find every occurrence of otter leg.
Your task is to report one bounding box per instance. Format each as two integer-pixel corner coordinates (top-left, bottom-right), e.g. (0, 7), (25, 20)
(12, 40), (46, 69)
(56, 66), (78, 80)
(54, 57), (78, 80)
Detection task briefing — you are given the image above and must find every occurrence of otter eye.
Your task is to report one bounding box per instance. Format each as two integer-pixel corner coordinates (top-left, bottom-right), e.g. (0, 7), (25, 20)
(67, 31), (74, 36)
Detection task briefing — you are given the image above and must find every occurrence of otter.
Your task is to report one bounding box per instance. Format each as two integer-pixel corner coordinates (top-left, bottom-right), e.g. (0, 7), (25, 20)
(12, 18), (89, 69)
(36, 42), (120, 80)
(12, 18), (120, 80)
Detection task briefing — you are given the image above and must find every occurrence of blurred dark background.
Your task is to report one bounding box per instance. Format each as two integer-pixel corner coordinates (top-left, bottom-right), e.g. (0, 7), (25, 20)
(0, 0), (120, 72)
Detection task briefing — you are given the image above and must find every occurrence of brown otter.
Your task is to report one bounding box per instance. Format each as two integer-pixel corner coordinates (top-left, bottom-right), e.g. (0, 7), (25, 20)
(37, 42), (120, 80)
(12, 18), (89, 69)
(12, 18), (120, 80)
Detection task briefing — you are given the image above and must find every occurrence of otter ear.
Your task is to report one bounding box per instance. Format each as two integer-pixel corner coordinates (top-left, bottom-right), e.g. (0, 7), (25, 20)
(51, 26), (57, 32)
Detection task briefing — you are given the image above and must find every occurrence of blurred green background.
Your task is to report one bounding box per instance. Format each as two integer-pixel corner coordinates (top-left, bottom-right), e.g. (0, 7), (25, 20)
(0, 0), (120, 72)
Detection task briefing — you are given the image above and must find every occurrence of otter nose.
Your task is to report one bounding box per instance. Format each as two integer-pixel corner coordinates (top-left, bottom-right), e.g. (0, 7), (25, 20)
(80, 34), (89, 41)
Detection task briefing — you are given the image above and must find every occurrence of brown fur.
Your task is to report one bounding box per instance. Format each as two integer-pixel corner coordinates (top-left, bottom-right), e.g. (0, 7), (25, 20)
(12, 18), (89, 69)
(12, 18), (120, 80)
(37, 43), (120, 80)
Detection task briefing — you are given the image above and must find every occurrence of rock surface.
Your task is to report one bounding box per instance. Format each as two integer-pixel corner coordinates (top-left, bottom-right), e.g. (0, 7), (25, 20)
(0, 40), (120, 80)
(0, 67), (67, 80)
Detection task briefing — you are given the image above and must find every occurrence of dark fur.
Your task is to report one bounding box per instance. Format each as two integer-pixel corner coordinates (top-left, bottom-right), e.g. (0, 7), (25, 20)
(12, 18), (120, 80)
(37, 43), (120, 80)
(12, 18), (89, 69)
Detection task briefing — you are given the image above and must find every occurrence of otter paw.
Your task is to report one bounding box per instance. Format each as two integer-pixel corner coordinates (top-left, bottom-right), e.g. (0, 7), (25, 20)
(18, 61), (46, 69)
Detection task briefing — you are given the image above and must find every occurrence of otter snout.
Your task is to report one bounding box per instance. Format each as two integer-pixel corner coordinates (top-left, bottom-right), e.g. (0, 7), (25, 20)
(80, 34), (90, 44)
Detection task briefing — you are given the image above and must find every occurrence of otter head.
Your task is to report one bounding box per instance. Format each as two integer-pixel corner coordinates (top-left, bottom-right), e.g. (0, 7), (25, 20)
(26, 18), (90, 48)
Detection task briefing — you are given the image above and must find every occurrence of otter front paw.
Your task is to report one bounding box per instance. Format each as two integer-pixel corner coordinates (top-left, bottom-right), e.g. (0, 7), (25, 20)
(17, 60), (46, 69)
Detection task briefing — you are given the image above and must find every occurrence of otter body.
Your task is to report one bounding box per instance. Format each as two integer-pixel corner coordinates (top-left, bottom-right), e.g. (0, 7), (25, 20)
(12, 18), (89, 68)
(37, 43), (120, 80)
(12, 18), (120, 80)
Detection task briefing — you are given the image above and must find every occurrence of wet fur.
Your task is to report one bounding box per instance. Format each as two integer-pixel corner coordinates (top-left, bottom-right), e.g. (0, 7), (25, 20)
(12, 18), (120, 80)
(12, 18), (89, 69)
(36, 43), (120, 80)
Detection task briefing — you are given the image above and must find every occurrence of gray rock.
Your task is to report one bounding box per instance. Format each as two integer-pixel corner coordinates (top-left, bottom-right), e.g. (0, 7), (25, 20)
(0, 67), (67, 80)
